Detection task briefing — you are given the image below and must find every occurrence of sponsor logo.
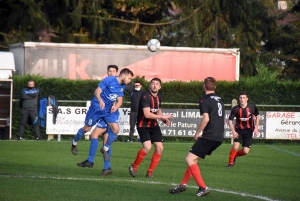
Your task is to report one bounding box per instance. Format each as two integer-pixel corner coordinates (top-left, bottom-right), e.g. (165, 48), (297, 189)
(210, 96), (221, 101)
(150, 108), (159, 113)
(108, 94), (118, 101)
(239, 117), (251, 121)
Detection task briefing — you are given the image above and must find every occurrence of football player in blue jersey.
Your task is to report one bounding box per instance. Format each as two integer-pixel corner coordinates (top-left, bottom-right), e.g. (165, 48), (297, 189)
(76, 68), (134, 168)
(71, 65), (119, 155)
(98, 67), (134, 176)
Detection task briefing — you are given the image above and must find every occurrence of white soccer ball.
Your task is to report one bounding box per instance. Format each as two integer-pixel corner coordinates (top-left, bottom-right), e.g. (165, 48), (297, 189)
(147, 39), (160, 52)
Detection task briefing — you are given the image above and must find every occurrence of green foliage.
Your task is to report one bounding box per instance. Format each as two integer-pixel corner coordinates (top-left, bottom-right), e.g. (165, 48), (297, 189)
(171, 0), (275, 77)
(260, 1), (300, 81)
(254, 59), (279, 81)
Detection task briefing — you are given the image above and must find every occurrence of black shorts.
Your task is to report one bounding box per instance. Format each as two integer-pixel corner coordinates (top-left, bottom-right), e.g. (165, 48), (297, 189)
(190, 138), (222, 159)
(137, 127), (162, 143)
(234, 129), (253, 148)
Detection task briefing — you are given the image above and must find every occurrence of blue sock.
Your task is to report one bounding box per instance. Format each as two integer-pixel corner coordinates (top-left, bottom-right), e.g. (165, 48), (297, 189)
(87, 138), (98, 163)
(103, 146), (112, 169)
(73, 128), (85, 143)
(104, 128), (118, 149)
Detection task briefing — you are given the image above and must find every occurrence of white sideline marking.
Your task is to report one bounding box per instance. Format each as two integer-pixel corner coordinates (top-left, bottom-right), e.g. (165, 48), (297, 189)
(266, 145), (300, 157)
(0, 174), (280, 201)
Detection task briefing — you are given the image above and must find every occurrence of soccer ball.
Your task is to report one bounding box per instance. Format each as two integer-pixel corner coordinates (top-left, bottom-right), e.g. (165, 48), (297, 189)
(147, 39), (160, 52)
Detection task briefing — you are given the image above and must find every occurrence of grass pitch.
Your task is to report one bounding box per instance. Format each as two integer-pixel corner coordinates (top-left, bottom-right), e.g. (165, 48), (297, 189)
(0, 140), (299, 201)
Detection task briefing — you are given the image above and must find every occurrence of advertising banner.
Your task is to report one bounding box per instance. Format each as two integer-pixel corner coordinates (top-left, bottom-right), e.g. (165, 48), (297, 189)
(46, 106), (92, 135)
(46, 106), (266, 139)
(18, 43), (240, 82)
(266, 112), (300, 139)
(119, 109), (266, 139)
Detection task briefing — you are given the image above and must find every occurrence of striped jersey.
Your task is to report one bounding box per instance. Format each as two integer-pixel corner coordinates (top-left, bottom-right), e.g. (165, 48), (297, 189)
(228, 103), (259, 130)
(136, 90), (162, 128)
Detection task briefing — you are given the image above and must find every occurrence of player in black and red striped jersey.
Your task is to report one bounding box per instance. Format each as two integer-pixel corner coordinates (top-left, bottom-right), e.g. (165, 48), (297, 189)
(227, 91), (260, 168)
(129, 78), (173, 178)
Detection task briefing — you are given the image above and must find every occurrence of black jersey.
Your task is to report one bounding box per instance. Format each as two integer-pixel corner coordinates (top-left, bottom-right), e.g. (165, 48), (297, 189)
(130, 89), (146, 112)
(137, 90), (162, 128)
(199, 93), (225, 142)
(228, 103), (259, 130)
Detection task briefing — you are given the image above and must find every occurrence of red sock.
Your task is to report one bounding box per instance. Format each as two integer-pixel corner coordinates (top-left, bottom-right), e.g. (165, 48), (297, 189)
(132, 148), (147, 171)
(189, 164), (206, 188)
(180, 167), (192, 185)
(147, 151), (161, 176)
(228, 148), (237, 165)
(236, 149), (246, 157)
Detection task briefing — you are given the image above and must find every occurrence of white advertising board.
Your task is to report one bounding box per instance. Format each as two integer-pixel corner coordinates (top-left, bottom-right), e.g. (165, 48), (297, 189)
(46, 106), (136, 136)
(266, 112), (300, 139)
(46, 106), (91, 135)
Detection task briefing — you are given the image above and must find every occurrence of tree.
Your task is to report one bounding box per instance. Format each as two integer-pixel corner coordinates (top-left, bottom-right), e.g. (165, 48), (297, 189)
(262, 1), (300, 80)
(0, 0), (73, 49)
(162, 0), (276, 76)
(0, 0), (177, 48)
(0, 0), (47, 49)
(2, 0), (296, 80)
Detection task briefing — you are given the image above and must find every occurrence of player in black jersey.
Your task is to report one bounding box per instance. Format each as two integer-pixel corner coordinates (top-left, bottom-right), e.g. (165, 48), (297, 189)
(169, 77), (225, 197)
(227, 91), (260, 167)
(129, 78), (173, 178)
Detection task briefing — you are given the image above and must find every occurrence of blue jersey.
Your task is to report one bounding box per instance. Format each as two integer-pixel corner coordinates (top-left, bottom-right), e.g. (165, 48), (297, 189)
(91, 76), (126, 110)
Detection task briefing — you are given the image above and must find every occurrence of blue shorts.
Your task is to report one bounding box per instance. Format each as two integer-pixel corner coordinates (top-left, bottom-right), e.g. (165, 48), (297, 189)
(84, 105), (118, 127)
(95, 110), (120, 128)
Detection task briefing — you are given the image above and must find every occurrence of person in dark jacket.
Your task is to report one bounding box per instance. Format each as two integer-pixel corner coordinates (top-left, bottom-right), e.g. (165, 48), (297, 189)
(127, 81), (145, 142)
(18, 80), (41, 140)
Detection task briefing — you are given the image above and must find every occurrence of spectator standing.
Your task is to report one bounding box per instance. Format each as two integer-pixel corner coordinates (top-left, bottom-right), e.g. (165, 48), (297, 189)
(127, 81), (145, 142)
(18, 80), (41, 140)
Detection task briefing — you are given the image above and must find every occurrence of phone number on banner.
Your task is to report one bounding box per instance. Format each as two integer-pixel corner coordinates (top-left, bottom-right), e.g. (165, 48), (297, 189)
(161, 129), (196, 136)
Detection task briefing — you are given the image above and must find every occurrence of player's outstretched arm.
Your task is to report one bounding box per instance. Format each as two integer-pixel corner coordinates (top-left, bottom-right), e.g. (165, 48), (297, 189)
(111, 97), (123, 112)
(143, 107), (173, 121)
(157, 109), (172, 126)
(94, 86), (105, 109)
(194, 113), (209, 140)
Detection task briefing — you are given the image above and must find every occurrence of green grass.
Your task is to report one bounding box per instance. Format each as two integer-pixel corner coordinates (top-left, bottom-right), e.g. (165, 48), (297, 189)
(0, 140), (300, 201)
